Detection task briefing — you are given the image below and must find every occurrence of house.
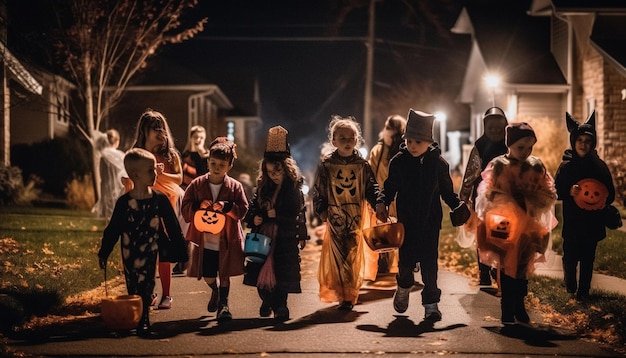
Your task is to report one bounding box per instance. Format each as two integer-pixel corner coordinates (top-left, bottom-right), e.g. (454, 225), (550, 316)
(452, 0), (626, 177)
(106, 56), (262, 155)
(1, 1), (75, 167)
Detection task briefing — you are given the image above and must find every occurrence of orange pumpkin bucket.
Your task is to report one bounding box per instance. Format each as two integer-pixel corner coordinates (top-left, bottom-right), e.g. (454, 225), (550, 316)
(101, 295), (143, 330)
(194, 208), (226, 234)
(574, 178), (608, 211)
(362, 218), (405, 253)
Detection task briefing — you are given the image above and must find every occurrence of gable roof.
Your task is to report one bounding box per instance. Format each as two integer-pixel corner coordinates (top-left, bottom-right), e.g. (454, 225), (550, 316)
(461, 0), (566, 85)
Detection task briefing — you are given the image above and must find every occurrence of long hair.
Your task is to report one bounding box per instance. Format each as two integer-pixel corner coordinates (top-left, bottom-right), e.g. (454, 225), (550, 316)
(255, 155), (302, 203)
(380, 114), (406, 160)
(131, 109), (177, 163)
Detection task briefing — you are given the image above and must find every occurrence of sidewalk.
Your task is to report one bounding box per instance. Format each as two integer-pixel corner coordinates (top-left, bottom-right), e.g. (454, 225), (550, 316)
(535, 253), (626, 296)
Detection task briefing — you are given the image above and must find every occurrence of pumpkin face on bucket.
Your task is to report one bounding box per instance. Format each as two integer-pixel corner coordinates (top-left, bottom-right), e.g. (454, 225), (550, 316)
(194, 209), (226, 234)
(574, 178), (608, 211)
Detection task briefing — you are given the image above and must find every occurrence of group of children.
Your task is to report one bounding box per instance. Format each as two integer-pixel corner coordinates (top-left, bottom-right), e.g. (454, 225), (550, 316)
(98, 105), (617, 336)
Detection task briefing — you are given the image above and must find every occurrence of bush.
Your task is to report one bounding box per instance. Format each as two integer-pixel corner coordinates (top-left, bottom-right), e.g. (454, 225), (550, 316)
(0, 165), (41, 205)
(11, 136), (92, 199)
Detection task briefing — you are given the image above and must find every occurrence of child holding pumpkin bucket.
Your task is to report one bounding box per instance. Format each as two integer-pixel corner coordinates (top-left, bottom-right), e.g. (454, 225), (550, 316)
(98, 148), (189, 336)
(474, 122), (557, 326)
(243, 126), (309, 321)
(181, 137), (249, 322)
(312, 115), (380, 310)
(554, 111), (616, 301)
(375, 109), (470, 321)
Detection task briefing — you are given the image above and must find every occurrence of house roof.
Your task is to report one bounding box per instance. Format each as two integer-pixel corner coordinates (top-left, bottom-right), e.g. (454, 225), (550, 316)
(590, 15), (626, 76)
(462, 0), (566, 86)
(0, 41), (42, 95)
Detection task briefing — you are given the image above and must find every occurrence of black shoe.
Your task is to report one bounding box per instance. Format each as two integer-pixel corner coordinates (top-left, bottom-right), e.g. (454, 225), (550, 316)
(207, 289), (219, 313)
(274, 306), (290, 321)
(136, 317), (151, 337)
(259, 303), (272, 317)
(576, 292), (590, 301)
(338, 301), (354, 311)
(217, 305), (232, 322)
(172, 263), (184, 275)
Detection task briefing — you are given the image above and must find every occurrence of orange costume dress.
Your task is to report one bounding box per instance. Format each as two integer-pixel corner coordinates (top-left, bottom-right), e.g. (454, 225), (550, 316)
(313, 150), (379, 305)
(475, 155), (557, 280)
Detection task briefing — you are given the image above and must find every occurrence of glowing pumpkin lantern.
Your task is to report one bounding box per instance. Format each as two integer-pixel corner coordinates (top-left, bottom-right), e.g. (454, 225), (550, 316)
(101, 294), (143, 330)
(194, 208), (226, 234)
(574, 178), (608, 211)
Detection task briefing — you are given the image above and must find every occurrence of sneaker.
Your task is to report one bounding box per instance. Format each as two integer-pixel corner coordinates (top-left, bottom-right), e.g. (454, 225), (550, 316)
(172, 263), (184, 275)
(158, 296), (172, 309)
(217, 305), (232, 322)
(393, 286), (411, 313)
(150, 293), (158, 306)
(207, 290), (219, 313)
(424, 303), (442, 321)
(338, 301), (354, 311)
(136, 317), (151, 337)
(259, 303), (272, 317)
(274, 306), (290, 321)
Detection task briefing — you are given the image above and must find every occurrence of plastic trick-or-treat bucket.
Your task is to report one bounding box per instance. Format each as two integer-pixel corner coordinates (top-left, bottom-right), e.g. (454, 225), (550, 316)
(244, 232), (272, 263)
(100, 294), (143, 330)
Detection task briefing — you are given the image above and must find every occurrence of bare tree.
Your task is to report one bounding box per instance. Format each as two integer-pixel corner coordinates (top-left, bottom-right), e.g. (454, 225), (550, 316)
(52, 0), (206, 201)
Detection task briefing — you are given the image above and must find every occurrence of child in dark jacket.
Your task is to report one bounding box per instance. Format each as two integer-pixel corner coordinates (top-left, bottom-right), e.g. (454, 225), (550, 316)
(554, 111), (616, 301)
(244, 126), (309, 321)
(98, 148), (188, 336)
(376, 109), (470, 321)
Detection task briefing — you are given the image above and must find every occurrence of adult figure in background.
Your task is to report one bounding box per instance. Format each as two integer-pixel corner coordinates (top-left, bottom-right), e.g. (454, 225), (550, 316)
(459, 107), (508, 287)
(132, 109), (184, 309)
(365, 114), (406, 279)
(181, 125), (210, 190)
(93, 129), (127, 221)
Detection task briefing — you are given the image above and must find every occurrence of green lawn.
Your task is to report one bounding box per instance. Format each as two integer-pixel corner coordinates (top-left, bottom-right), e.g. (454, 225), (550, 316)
(1, 205), (625, 350)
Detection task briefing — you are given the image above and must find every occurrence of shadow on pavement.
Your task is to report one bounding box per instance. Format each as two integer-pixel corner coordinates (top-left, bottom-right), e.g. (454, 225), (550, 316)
(485, 323), (577, 347)
(356, 316), (466, 337)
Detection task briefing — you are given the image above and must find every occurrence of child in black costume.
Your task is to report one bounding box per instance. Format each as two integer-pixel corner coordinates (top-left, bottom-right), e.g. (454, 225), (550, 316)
(554, 111), (616, 301)
(376, 109), (470, 321)
(98, 148), (188, 336)
(244, 126), (309, 321)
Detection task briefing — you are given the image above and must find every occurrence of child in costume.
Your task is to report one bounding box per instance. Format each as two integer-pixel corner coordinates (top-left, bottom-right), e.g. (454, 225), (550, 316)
(474, 122), (557, 325)
(376, 109), (470, 321)
(98, 148), (188, 336)
(459, 107), (509, 286)
(554, 111), (616, 301)
(131, 109), (184, 309)
(181, 137), (249, 322)
(244, 126), (309, 321)
(312, 115), (379, 310)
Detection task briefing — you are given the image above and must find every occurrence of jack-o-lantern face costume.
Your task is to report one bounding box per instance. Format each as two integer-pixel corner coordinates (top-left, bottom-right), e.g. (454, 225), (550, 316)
(313, 149), (379, 305)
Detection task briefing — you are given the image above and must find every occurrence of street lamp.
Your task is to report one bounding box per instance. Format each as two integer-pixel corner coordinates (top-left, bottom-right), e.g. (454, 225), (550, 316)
(484, 74), (501, 106)
(434, 111), (447, 152)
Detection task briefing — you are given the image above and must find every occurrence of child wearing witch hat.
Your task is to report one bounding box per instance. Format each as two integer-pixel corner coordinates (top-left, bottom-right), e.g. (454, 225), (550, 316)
(376, 108), (470, 321)
(244, 126), (309, 321)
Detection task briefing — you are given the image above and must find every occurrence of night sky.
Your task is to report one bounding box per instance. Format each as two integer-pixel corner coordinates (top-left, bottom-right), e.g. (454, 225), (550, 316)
(8, 0), (471, 177)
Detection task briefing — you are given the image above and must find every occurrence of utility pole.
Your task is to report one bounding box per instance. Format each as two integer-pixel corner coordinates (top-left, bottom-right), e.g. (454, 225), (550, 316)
(363, 0), (375, 148)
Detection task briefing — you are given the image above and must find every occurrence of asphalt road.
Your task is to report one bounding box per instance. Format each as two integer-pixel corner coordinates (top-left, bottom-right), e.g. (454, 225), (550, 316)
(3, 239), (623, 357)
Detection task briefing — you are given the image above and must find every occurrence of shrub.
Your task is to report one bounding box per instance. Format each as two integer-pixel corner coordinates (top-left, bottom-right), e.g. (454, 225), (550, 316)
(65, 174), (96, 210)
(0, 165), (42, 205)
(11, 136), (92, 199)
